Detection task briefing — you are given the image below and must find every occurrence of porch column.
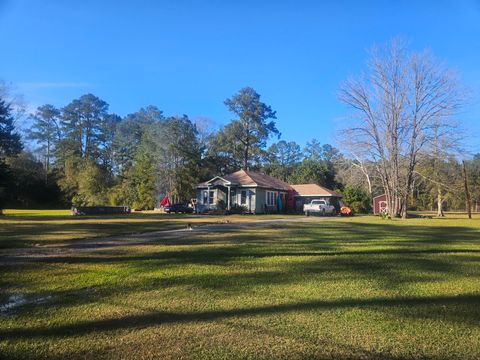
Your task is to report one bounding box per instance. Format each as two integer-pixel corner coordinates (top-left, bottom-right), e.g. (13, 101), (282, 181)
(227, 186), (231, 210)
(207, 185), (211, 206)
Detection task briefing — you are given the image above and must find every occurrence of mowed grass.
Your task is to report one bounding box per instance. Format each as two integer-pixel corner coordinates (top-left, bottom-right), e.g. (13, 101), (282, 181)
(0, 209), (297, 249)
(0, 215), (479, 359)
(2, 209), (73, 216)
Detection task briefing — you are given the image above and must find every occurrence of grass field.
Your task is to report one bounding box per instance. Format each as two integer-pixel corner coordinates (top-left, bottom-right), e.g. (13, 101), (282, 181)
(1, 211), (479, 359)
(0, 209), (297, 249)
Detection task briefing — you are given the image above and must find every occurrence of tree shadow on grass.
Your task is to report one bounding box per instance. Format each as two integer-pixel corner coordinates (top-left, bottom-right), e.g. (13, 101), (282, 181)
(3, 233), (477, 300)
(0, 214), (210, 249)
(0, 222), (188, 249)
(21, 247), (480, 267)
(4, 243), (478, 317)
(292, 221), (480, 244)
(3, 217), (478, 251)
(1, 293), (479, 340)
(2, 218), (479, 333)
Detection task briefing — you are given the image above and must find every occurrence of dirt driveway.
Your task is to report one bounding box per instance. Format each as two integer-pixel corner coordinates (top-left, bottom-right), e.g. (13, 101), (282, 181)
(1, 216), (330, 262)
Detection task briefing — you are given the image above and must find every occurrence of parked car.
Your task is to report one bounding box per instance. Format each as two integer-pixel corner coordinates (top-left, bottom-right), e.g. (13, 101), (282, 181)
(303, 199), (336, 216)
(164, 203), (194, 214)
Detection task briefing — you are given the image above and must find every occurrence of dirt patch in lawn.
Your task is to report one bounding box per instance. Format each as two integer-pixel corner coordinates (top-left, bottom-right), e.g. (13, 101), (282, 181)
(0, 217), (322, 262)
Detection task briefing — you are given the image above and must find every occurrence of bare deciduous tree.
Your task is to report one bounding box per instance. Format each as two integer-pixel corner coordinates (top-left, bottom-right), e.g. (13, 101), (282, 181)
(338, 39), (465, 218)
(416, 123), (463, 216)
(335, 130), (375, 196)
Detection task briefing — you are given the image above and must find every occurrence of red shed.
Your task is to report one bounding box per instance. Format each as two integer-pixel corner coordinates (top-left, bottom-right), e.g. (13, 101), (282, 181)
(373, 194), (388, 215)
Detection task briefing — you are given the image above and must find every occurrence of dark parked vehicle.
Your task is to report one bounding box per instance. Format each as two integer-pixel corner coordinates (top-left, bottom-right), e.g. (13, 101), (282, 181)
(164, 203), (194, 214)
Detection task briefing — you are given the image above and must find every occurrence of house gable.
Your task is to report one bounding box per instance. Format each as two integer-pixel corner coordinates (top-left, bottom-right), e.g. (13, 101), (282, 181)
(207, 176), (236, 186)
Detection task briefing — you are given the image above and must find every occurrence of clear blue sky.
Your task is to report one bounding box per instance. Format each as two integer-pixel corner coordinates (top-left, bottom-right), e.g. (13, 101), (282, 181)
(1, 0), (479, 152)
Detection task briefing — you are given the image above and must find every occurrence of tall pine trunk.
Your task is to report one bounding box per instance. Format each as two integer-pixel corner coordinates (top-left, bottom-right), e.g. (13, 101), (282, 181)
(243, 144), (249, 170)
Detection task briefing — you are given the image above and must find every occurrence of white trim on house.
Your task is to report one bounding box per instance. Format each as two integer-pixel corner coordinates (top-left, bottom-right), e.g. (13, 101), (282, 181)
(202, 185), (258, 188)
(266, 190), (278, 206)
(205, 176), (235, 185)
(294, 194), (337, 197)
(201, 189), (216, 205)
(239, 189), (248, 205)
(197, 184), (260, 189)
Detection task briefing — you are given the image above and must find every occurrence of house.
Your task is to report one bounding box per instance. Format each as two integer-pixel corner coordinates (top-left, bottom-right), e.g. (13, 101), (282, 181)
(196, 169), (291, 214)
(196, 169), (344, 214)
(290, 184), (343, 213)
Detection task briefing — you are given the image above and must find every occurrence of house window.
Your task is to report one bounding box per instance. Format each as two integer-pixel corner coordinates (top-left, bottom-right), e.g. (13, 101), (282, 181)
(266, 191), (277, 206)
(203, 190), (215, 204)
(240, 190), (247, 205)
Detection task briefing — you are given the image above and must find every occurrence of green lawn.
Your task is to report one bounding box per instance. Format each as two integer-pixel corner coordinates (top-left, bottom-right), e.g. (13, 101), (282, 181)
(1, 214), (479, 359)
(0, 209), (297, 249)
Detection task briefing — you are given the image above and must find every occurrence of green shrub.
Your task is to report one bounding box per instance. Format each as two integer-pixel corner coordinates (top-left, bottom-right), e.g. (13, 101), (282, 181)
(229, 204), (248, 214)
(342, 186), (371, 214)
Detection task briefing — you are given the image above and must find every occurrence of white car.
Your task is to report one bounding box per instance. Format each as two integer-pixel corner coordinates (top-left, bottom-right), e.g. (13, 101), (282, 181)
(303, 199), (336, 216)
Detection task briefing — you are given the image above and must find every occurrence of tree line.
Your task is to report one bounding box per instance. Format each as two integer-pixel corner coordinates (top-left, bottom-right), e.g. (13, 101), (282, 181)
(0, 86), (348, 211)
(0, 40), (478, 216)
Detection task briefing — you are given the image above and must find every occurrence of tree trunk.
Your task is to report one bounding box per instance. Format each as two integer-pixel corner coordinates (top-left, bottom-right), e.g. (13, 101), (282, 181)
(401, 195), (408, 219)
(436, 186), (444, 217)
(386, 190), (401, 218)
(365, 172), (372, 197)
(45, 138), (50, 185)
(243, 144), (249, 170)
(462, 160), (472, 219)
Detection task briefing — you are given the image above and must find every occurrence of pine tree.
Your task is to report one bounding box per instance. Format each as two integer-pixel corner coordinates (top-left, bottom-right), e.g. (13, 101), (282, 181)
(27, 104), (61, 182)
(0, 98), (22, 157)
(0, 98), (22, 213)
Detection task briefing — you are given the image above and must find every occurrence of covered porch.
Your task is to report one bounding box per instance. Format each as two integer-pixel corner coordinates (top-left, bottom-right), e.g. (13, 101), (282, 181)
(196, 176), (255, 213)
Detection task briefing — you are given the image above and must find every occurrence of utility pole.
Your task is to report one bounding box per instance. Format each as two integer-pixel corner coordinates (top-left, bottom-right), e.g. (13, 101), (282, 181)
(462, 160), (472, 219)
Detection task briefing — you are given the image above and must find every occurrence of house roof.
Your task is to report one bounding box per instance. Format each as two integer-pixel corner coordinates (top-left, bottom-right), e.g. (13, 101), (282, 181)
(198, 171), (341, 196)
(198, 169), (291, 191)
(290, 184), (343, 197)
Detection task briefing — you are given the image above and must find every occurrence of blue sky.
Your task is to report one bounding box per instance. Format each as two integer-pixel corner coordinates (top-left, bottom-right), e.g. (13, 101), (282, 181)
(1, 0), (480, 152)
